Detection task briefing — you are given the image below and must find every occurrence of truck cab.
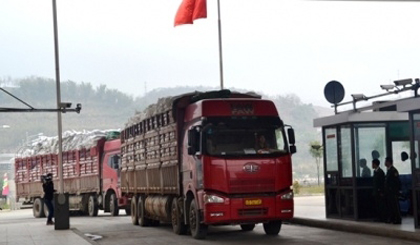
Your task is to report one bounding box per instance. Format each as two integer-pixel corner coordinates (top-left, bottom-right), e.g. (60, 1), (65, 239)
(121, 90), (296, 239)
(101, 139), (127, 215)
(181, 98), (296, 237)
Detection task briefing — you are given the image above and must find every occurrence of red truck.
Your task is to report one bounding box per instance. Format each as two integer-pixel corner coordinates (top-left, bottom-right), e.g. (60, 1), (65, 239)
(121, 90), (296, 239)
(15, 135), (129, 218)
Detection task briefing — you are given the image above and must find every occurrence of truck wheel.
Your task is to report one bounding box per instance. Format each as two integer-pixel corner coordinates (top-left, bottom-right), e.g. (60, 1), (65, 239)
(88, 195), (99, 217)
(263, 221), (282, 235)
(33, 198), (45, 218)
(240, 224), (255, 231)
(131, 196), (138, 225)
(81, 194), (90, 216)
(189, 200), (208, 239)
(109, 193), (119, 216)
(171, 199), (187, 235)
(137, 196), (151, 227)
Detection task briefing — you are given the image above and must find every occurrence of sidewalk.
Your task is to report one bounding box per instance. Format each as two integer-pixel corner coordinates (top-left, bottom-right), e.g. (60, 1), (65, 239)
(292, 195), (420, 242)
(0, 209), (93, 245)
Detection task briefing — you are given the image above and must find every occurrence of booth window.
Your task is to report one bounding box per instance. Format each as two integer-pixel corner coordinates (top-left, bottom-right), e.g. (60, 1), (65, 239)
(414, 114), (420, 169)
(325, 127), (338, 171)
(392, 141), (411, 175)
(354, 125), (386, 178)
(340, 126), (353, 178)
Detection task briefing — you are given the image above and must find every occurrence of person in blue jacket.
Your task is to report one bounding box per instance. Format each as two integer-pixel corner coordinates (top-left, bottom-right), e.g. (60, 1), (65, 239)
(42, 173), (56, 225)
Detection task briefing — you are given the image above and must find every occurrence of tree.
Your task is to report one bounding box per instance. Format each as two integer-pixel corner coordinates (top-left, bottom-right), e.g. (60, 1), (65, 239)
(309, 141), (323, 186)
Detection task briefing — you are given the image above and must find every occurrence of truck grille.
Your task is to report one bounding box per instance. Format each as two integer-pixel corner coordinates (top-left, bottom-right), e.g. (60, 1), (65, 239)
(238, 208), (268, 216)
(229, 178), (275, 193)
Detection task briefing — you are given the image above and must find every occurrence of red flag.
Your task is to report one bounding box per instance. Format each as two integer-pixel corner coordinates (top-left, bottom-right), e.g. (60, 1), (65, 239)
(174, 0), (207, 26)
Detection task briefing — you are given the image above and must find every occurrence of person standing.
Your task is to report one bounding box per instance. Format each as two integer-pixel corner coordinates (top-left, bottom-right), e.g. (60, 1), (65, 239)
(43, 173), (55, 225)
(372, 159), (385, 222)
(359, 159), (371, 177)
(384, 157), (401, 224)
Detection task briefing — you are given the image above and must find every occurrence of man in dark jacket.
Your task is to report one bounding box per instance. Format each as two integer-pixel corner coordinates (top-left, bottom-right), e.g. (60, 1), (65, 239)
(372, 159), (385, 222)
(42, 173), (55, 225)
(384, 157), (401, 224)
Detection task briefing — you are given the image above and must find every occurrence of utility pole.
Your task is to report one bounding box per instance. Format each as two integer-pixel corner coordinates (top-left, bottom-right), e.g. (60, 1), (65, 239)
(52, 0), (69, 230)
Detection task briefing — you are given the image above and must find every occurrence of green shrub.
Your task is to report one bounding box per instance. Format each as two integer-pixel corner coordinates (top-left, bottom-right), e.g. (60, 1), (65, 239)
(0, 203), (10, 210)
(293, 180), (301, 195)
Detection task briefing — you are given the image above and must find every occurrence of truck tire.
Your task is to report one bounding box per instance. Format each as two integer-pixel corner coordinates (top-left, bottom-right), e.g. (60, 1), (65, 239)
(263, 221), (282, 235)
(189, 200), (208, 239)
(82, 194), (90, 216)
(171, 199), (187, 235)
(88, 195), (99, 217)
(240, 224), (255, 231)
(137, 196), (151, 227)
(109, 193), (119, 216)
(33, 198), (45, 218)
(131, 196), (138, 225)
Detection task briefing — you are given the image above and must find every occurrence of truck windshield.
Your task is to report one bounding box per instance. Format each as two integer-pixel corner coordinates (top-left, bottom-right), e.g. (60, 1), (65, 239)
(202, 117), (288, 157)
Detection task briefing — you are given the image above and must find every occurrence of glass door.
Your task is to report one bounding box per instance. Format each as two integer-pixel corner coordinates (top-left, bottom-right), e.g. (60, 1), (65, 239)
(391, 141), (411, 218)
(411, 113), (420, 228)
(354, 124), (386, 220)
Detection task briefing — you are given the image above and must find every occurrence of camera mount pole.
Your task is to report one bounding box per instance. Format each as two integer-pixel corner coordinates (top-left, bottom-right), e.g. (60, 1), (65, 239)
(52, 0), (69, 230)
(52, 0), (63, 196)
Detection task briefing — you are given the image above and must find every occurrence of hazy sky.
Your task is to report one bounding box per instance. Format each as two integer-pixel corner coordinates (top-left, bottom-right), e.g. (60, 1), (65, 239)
(1, 0), (420, 107)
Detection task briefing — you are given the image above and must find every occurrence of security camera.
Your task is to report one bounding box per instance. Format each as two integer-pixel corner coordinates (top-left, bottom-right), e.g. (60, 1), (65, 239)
(76, 103), (82, 114)
(394, 78), (413, 87)
(351, 94), (367, 101)
(60, 102), (72, 108)
(380, 84), (395, 91)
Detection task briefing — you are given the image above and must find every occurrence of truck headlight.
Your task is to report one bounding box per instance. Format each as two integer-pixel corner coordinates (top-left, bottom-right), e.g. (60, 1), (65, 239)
(281, 191), (293, 200)
(204, 194), (224, 204)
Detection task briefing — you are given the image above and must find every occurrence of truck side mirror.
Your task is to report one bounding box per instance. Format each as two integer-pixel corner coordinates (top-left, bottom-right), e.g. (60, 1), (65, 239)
(290, 145), (297, 154)
(188, 146), (196, 155)
(188, 129), (196, 147)
(188, 128), (200, 155)
(287, 128), (295, 145)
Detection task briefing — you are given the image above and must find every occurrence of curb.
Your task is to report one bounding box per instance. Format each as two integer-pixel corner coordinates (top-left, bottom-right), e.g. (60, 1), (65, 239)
(290, 217), (420, 242)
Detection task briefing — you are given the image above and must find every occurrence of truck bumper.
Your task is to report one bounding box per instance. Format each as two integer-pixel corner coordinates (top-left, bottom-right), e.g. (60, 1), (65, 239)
(201, 190), (293, 225)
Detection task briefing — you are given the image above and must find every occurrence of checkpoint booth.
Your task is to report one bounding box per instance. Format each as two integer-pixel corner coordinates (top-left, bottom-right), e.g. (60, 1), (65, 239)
(314, 79), (420, 228)
(397, 96), (420, 228)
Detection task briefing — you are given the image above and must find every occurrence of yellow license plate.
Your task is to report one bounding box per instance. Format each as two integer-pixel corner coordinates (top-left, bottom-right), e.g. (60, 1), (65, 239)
(245, 199), (262, 206)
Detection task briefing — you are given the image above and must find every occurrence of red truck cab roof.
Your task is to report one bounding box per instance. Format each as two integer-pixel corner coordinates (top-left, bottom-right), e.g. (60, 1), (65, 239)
(184, 99), (279, 122)
(104, 138), (121, 153)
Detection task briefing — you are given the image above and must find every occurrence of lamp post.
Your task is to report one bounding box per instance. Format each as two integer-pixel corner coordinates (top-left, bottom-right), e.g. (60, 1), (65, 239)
(52, 0), (69, 230)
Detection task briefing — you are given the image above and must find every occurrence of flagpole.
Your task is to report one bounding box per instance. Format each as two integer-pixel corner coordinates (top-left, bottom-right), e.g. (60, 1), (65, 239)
(217, 0), (224, 90)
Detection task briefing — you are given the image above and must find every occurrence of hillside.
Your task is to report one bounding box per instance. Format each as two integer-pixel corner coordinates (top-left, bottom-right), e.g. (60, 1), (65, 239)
(0, 77), (327, 179)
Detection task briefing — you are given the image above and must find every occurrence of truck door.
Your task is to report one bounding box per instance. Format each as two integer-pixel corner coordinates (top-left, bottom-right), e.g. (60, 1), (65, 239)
(103, 153), (121, 190)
